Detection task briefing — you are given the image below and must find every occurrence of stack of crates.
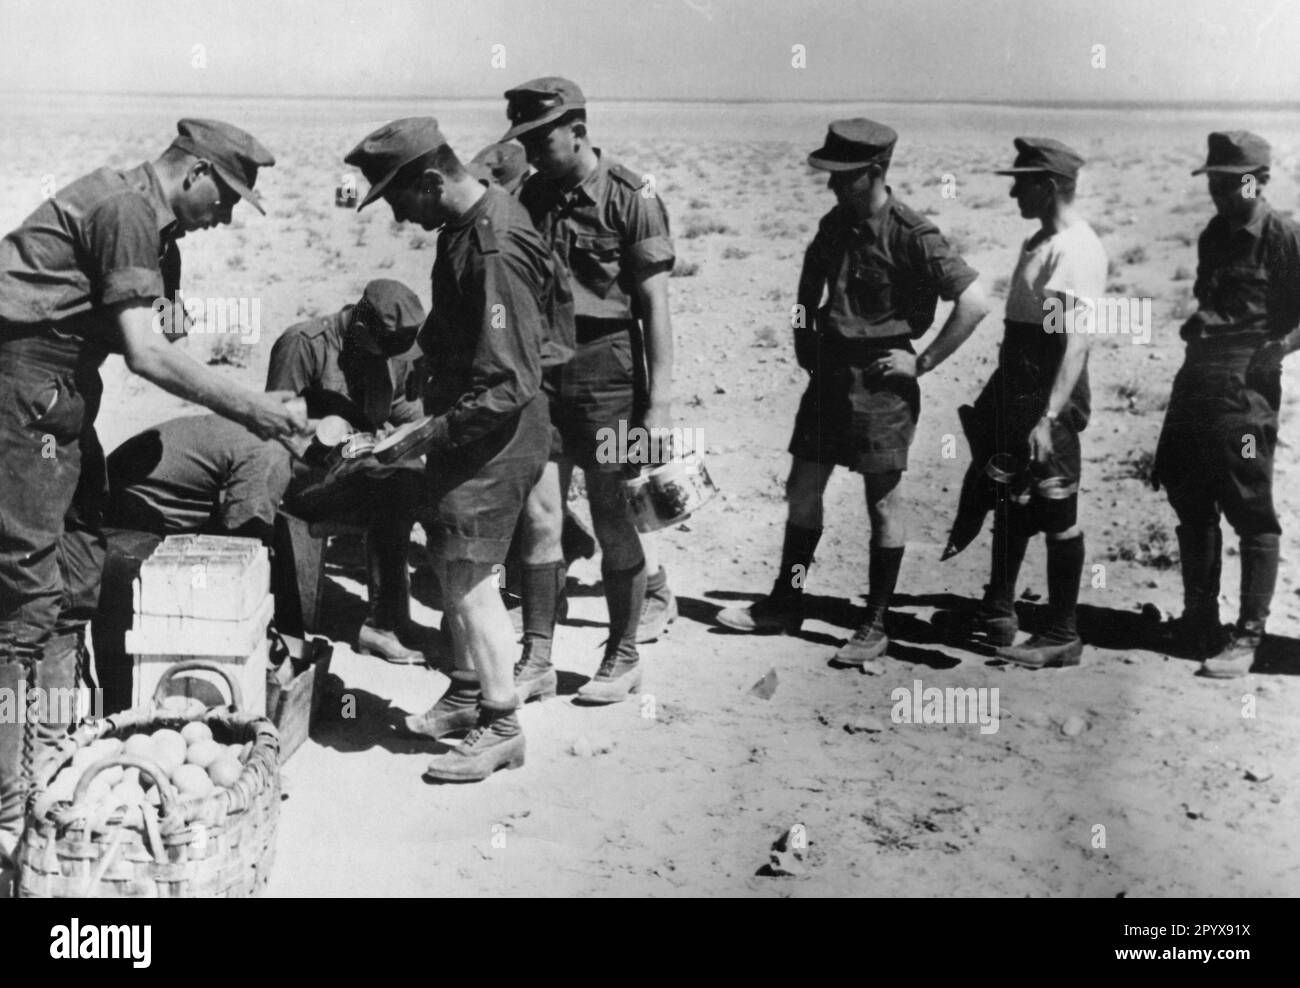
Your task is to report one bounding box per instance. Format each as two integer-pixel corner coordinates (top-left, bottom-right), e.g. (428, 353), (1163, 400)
(124, 535), (272, 714)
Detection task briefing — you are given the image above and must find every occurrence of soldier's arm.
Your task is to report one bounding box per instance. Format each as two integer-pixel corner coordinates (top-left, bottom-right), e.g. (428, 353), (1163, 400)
(265, 327), (315, 394)
(118, 302), (305, 440)
(415, 251), (544, 452)
(915, 280), (990, 377)
(632, 267), (673, 430)
(794, 237), (828, 370)
(910, 225), (988, 377)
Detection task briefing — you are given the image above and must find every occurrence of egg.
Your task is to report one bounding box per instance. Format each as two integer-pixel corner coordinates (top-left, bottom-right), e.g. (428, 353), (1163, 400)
(150, 730), (187, 773)
(185, 739), (222, 769)
(123, 733), (154, 758)
(180, 722), (213, 745)
(170, 764), (214, 798)
(207, 757), (242, 788)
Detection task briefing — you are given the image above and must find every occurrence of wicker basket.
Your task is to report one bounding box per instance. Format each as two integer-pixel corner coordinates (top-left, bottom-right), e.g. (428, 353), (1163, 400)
(16, 661), (281, 898)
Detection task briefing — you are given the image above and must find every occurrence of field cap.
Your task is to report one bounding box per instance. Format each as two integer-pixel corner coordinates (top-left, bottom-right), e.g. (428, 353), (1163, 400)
(171, 119), (275, 214)
(348, 279), (425, 357)
(344, 117), (447, 210)
(807, 119), (898, 172)
(1191, 131), (1271, 175)
(994, 137), (1085, 180)
(469, 142), (530, 192)
(502, 77), (586, 142)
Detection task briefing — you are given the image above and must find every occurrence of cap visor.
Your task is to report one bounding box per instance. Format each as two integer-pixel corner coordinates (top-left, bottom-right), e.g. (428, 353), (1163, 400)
(807, 153), (873, 172)
(1191, 164), (1255, 176)
(500, 105), (574, 144)
(212, 165), (265, 215)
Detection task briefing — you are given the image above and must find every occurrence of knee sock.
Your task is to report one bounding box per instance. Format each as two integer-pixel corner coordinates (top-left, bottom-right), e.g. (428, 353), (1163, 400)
(772, 523), (822, 600)
(988, 526), (1029, 615)
(1045, 533), (1085, 641)
(603, 560), (647, 661)
(521, 562), (566, 663)
(867, 545), (906, 617)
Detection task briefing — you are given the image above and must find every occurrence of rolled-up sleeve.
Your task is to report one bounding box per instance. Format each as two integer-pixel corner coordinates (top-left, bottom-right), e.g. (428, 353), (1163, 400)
(622, 193), (675, 274)
(83, 193), (165, 308)
(909, 226), (979, 302)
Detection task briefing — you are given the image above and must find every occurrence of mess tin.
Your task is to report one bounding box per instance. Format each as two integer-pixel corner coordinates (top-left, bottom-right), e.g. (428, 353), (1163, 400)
(624, 453), (719, 533)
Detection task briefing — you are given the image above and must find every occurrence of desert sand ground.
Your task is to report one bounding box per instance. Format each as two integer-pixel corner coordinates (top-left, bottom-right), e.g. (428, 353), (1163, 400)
(3, 94), (1299, 896)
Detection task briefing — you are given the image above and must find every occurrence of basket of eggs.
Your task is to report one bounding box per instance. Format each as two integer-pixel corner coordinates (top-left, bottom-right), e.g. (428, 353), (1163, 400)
(15, 660), (280, 898)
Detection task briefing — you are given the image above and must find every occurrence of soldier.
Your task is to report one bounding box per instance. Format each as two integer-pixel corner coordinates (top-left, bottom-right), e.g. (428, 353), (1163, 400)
(0, 119), (303, 857)
(468, 142), (532, 195)
(955, 139), (1106, 669)
(1154, 131), (1300, 678)
(501, 77), (678, 706)
(344, 117), (558, 780)
(716, 119), (990, 668)
(267, 279), (430, 663)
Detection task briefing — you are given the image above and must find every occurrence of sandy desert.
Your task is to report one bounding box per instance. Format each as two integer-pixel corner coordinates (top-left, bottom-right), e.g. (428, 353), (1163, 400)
(3, 92), (1298, 896)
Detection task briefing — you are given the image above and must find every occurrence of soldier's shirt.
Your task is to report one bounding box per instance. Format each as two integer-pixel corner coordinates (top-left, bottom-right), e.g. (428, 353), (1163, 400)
(1005, 221), (1108, 327)
(799, 191), (978, 343)
(419, 184), (551, 449)
(266, 306), (424, 431)
(519, 150), (675, 322)
(0, 162), (181, 349)
(1182, 200), (1300, 342)
(105, 413), (292, 536)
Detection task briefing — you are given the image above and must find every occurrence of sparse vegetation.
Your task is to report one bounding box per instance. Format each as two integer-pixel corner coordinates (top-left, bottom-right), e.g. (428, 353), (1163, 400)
(671, 260), (701, 277)
(722, 245), (751, 260)
(207, 336), (250, 368)
(1108, 520), (1179, 570)
(1121, 245), (1148, 265)
(682, 214), (735, 239)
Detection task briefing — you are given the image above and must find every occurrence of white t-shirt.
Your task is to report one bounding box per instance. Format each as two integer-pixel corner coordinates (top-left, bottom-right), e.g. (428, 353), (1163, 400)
(1004, 221), (1108, 325)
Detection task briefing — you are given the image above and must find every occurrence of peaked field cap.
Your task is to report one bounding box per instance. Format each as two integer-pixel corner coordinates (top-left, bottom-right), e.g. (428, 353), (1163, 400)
(993, 137), (1085, 180)
(1191, 130), (1271, 175)
(469, 142), (529, 188)
(171, 118), (275, 214)
(807, 118), (898, 172)
(344, 117), (447, 210)
(351, 278), (425, 356)
(502, 76), (586, 142)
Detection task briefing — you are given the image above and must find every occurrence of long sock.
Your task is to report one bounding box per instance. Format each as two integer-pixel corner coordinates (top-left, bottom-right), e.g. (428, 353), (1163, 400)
(988, 525), (1029, 615)
(773, 524), (822, 600)
(603, 560), (647, 661)
(521, 562), (565, 663)
(1239, 533), (1279, 635)
(867, 545), (905, 617)
(1045, 533), (1085, 641)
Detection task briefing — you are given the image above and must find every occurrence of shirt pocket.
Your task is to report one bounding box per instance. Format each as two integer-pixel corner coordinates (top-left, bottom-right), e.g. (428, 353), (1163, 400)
(569, 233), (622, 299)
(23, 374), (86, 443)
(1214, 263), (1268, 318)
(846, 260), (893, 319)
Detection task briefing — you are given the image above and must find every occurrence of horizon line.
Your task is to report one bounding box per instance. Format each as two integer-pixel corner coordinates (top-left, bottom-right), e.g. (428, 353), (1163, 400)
(1, 89), (1297, 112)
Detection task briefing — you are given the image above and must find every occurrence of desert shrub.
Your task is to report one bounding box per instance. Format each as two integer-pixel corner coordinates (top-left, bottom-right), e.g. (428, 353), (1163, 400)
(1121, 245), (1148, 265)
(682, 214), (735, 239)
(207, 336), (249, 368)
(1108, 520), (1179, 570)
(671, 260), (701, 277)
(1172, 265), (1193, 281)
(722, 245), (751, 260)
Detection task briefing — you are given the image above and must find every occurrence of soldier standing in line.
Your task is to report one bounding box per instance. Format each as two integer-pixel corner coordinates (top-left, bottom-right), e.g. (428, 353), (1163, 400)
(716, 119), (990, 669)
(1154, 131), (1300, 678)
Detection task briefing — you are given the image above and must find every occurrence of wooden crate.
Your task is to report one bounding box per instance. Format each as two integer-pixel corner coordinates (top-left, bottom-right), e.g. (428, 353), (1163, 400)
(265, 635), (333, 763)
(126, 594), (273, 716)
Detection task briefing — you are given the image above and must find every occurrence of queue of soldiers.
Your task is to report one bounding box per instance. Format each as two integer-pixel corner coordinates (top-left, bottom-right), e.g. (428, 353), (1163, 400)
(1, 76), (1296, 859)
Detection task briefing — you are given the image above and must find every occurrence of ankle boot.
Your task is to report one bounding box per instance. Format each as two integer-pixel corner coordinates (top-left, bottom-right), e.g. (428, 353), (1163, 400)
(1202, 533), (1277, 679)
(637, 566), (678, 643)
(576, 649), (642, 704)
(422, 700), (525, 782)
(514, 640), (557, 704)
(401, 670), (481, 739)
(716, 524), (820, 634)
(358, 529), (425, 664)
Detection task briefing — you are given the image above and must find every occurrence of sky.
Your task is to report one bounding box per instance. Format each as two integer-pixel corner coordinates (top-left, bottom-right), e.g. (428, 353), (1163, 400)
(1, 0), (1297, 104)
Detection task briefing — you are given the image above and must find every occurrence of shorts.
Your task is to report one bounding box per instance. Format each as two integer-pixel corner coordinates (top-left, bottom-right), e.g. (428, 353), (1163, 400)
(422, 394), (550, 565)
(788, 365), (919, 474)
(550, 329), (646, 474)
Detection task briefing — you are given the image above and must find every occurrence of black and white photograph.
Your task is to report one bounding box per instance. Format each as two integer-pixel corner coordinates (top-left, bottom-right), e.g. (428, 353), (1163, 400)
(0, 0), (1294, 932)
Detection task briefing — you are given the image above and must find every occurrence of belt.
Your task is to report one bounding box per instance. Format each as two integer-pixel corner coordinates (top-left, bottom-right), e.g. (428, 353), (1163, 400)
(575, 317), (636, 346)
(1184, 335), (1268, 363)
(820, 334), (913, 366)
(0, 325), (102, 375)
